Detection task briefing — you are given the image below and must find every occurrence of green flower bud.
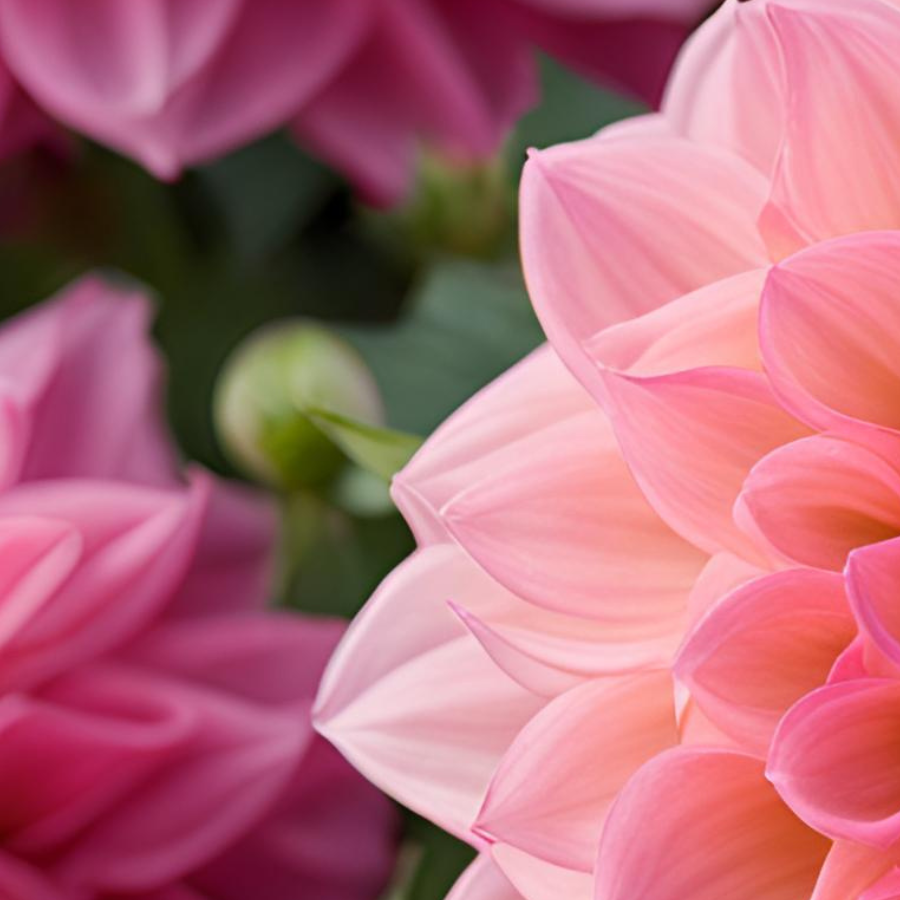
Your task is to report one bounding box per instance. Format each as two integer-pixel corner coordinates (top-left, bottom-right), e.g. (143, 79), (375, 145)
(215, 321), (383, 491)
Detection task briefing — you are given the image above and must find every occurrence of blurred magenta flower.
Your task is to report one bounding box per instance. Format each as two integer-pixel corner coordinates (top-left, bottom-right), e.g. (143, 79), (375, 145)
(0, 0), (707, 202)
(316, 0), (900, 897)
(0, 277), (396, 900)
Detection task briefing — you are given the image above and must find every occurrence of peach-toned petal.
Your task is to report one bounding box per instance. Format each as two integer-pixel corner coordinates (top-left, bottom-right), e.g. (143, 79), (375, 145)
(735, 436), (900, 571)
(600, 367), (808, 558)
(768, 680), (900, 848)
(761, 232), (900, 455)
(519, 134), (767, 394)
(476, 673), (676, 872)
(811, 841), (897, 900)
(314, 546), (542, 845)
(595, 748), (829, 900)
(676, 569), (854, 756)
(847, 537), (900, 670)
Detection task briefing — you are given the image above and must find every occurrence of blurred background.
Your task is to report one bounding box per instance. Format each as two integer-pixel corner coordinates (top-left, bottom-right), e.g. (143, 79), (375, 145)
(0, 2), (712, 893)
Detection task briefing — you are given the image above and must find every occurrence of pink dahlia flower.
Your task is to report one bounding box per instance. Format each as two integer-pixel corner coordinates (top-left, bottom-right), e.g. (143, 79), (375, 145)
(316, 0), (900, 897)
(0, 0), (708, 202)
(0, 276), (397, 899)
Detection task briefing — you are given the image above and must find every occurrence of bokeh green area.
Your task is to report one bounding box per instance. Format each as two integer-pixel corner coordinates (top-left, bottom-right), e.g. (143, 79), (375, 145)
(0, 59), (640, 900)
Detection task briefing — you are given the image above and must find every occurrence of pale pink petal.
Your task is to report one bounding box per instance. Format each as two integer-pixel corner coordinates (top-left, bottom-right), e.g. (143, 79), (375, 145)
(587, 268), (765, 378)
(492, 844), (593, 900)
(735, 436), (900, 571)
(676, 569), (854, 755)
(761, 232), (900, 455)
(768, 679), (900, 848)
(447, 855), (521, 900)
(600, 367), (808, 558)
(664, 0), (783, 173)
(314, 546), (543, 844)
(595, 748), (829, 900)
(476, 673), (676, 872)
(846, 537), (900, 670)
(441, 409), (705, 627)
(519, 134), (767, 394)
(394, 345), (593, 546)
(685, 552), (765, 627)
(760, 0), (900, 255)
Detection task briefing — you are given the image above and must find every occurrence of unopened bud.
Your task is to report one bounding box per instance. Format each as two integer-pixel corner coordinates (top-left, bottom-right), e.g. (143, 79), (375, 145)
(215, 321), (383, 490)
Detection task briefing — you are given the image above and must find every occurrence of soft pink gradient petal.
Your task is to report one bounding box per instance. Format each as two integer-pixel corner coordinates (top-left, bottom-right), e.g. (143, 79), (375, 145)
(760, 0), (900, 255)
(447, 855), (521, 900)
(520, 134), (767, 395)
(864, 869), (900, 900)
(600, 367), (808, 558)
(441, 409), (705, 628)
(595, 748), (829, 900)
(761, 232), (900, 455)
(394, 345), (593, 546)
(676, 568), (854, 755)
(735, 436), (900, 571)
(476, 672), (676, 872)
(768, 679), (900, 848)
(846, 537), (900, 672)
(314, 546), (543, 845)
(664, 0), (783, 174)
(492, 843), (593, 900)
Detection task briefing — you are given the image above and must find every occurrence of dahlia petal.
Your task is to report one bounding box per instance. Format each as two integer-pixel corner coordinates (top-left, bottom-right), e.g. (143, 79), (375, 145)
(0, 477), (207, 690)
(846, 537), (900, 670)
(676, 569), (854, 755)
(768, 679), (900, 848)
(0, 854), (68, 900)
(761, 0), (900, 253)
(520, 134), (767, 393)
(685, 551), (765, 627)
(735, 436), (900, 571)
(13, 276), (177, 485)
(476, 673), (677, 872)
(164, 475), (275, 618)
(595, 748), (829, 900)
(864, 869), (900, 900)
(126, 613), (343, 709)
(600, 367), (807, 557)
(314, 546), (542, 844)
(664, 0), (782, 173)
(492, 844), (592, 900)
(191, 739), (397, 900)
(587, 268), (765, 377)
(442, 409), (705, 626)
(447, 855), (520, 900)
(394, 345), (593, 546)
(53, 662), (310, 892)
(761, 232), (900, 452)
(810, 841), (897, 900)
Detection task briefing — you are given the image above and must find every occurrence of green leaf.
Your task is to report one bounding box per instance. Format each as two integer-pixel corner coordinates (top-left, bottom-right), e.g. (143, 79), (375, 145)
(340, 258), (545, 437)
(306, 407), (423, 482)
